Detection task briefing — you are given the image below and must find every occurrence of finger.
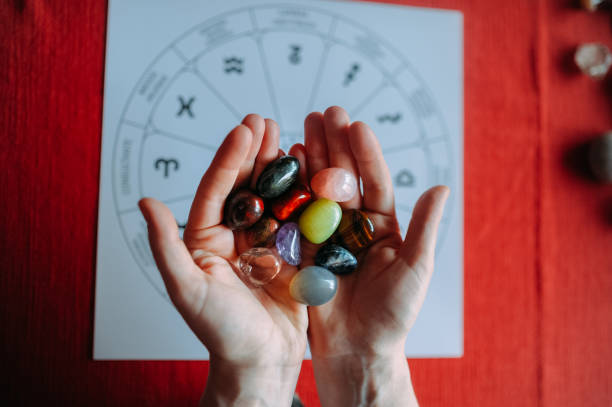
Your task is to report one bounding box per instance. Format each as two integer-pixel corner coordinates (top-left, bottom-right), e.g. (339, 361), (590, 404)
(399, 186), (450, 274)
(139, 198), (205, 308)
(187, 125), (253, 232)
(323, 106), (361, 208)
(348, 121), (394, 215)
(236, 114), (266, 187)
(304, 111), (328, 180)
(288, 143), (308, 185)
(250, 118), (280, 189)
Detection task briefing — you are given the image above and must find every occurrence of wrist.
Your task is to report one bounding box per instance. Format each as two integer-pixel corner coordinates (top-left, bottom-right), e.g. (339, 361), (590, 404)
(200, 356), (301, 407)
(312, 350), (418, 407)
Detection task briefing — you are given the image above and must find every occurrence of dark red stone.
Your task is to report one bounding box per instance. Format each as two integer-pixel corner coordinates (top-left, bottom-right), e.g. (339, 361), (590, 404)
(224, 189), (264, 230)
(245, 216), (280, 248)
(270, 184), (312, 221)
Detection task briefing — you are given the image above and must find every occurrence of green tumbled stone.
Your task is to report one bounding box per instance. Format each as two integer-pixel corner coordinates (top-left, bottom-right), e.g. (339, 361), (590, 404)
(298, 198), (342, 244)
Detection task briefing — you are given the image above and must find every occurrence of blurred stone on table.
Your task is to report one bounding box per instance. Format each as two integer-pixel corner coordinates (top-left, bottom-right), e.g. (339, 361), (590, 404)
(580, 0), (607, 11)
(574, 43), (612, 79)
(589, 131), (612, 183)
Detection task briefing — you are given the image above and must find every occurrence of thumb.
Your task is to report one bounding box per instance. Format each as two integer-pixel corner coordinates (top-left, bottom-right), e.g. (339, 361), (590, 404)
(138, 197), (204, 308)
(398, 185), (450, 274)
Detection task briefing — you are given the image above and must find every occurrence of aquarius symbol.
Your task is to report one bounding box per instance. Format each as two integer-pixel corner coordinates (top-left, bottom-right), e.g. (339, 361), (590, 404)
(177, 96), (195, 118)
(154, 158), (179, 178)
(395, 169), (415, 187)
(343, 63), (360, 86)
(377, 112), (402, 124)
(224, 57), (244, 74)
(289, 45), (301, 65)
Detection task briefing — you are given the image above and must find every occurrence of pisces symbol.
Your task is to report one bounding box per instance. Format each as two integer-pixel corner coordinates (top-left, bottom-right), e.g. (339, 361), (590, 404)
(155, 158), (179, 178)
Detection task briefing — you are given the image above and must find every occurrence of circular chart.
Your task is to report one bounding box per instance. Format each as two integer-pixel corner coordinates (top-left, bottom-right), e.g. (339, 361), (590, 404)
(112, 4), (455, 299)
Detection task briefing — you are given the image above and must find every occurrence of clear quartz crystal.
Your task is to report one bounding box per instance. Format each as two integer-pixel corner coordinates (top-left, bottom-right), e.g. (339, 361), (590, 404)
(238, 247), (282, 287)
(574, 43), (612, 80)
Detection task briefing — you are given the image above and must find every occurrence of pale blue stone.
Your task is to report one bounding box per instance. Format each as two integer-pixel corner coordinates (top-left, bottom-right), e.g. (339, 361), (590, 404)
(289, 266), (338, 306)
(275, 222), (301, 265)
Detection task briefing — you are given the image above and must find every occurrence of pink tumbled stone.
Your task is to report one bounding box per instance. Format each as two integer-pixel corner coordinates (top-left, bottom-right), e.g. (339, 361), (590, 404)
(311, 167), (357, 202)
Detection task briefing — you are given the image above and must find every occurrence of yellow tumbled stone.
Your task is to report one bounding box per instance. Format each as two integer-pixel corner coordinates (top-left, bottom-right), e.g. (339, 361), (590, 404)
(298, 198), (342, 244)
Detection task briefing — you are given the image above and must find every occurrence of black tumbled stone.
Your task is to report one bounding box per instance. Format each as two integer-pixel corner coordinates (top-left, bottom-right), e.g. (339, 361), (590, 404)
(314, 244), (358, 275)
(256, 156), (300, 198)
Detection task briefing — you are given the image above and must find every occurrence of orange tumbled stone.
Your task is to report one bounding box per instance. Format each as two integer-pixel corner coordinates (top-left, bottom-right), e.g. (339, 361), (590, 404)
(271, 184), (312, 221)
(311, 167), (357, 202)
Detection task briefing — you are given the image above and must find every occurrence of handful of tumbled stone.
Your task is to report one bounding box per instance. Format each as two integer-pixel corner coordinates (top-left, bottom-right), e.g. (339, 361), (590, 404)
(223, 155), (374, 306)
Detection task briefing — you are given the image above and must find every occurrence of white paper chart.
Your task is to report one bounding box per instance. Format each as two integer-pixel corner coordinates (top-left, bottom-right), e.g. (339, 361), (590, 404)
(95, 0), (463, 359)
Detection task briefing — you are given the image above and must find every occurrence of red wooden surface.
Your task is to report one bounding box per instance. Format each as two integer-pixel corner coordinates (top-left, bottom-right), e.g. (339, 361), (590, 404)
(1, 0), (611, 405)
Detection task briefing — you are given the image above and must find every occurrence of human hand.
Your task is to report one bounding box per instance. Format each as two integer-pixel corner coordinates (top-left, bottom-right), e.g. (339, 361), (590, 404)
(138, 115), (307, 406)
(298, 106), (450, 406)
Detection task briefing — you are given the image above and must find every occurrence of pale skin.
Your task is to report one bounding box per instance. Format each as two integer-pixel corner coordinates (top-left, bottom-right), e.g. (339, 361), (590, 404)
(139, 106), (449, 406)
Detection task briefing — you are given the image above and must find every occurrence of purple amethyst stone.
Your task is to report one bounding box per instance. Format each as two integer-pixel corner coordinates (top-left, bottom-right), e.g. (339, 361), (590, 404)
(275, 222), (301, 266)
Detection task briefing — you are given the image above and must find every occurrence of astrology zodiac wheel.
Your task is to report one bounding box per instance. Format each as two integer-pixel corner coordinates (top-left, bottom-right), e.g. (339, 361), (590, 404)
(112, 4), (455, 299)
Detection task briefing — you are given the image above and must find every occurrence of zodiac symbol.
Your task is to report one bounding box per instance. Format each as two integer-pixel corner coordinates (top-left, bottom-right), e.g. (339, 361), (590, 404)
(177, 96), (195, 118)
(377, 112), (402, 124)
(154, 158), (179, 178)
(395, 169), (415, 187)
(224, 57), (244, 74)
(343, 63), (360, 86)
(289, 45), (301, 65)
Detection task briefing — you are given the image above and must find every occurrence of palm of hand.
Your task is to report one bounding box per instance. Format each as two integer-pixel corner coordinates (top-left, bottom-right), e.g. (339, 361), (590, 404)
(299, 107), (448, 359)
(140, 115), (307, 367)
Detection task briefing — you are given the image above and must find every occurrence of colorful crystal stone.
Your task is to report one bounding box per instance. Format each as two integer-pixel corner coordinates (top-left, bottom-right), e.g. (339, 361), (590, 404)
(289, 266), (338, 306)
(245, 216), (280, 248)
(298, 198), (342, 244)
(311, 167), (357, 202)
(315, 244), (358, 275)
(271, 184), (312, 221)
(275, 222), (301, 265)
(331, 209), (375, 253)
(238, 247), (282, 287)
(224, 189), (264, 230)
(256, 155), (300, 198)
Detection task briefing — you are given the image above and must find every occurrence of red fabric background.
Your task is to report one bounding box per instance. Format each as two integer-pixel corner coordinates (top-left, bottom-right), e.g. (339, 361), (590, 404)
(1, 0), (611, 405)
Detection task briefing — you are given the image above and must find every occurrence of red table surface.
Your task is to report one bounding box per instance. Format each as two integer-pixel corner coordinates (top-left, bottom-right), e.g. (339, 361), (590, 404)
(1, 0), (611, 405)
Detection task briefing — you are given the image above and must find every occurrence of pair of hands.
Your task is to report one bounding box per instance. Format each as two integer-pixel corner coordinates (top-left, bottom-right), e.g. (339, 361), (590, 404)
(139, 106), (449, 406)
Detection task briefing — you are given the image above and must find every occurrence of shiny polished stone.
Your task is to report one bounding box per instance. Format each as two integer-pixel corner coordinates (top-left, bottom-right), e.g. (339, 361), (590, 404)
(589, 131), (612, 183)
(276, 222), (301, 265)
(238, 247), (282, 286)
(224, 189), (264, 230)
(581, 0), (607, 11)
(245, 216), (280, 248)
(575, 43), (612, 80)
(315, 244), (358, 275)
(311, 167), (357, 202)
(289, 266), (338, 306)
(298, 198), (342, 244)
(256, 155), (300, 198)
(331, 209), (375, 253)
(271, 184), (312, 221)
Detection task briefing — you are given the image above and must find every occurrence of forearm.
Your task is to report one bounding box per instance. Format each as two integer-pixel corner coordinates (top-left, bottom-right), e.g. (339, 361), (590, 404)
(312, 351), (418, 407)
(200, 357), (301, 407)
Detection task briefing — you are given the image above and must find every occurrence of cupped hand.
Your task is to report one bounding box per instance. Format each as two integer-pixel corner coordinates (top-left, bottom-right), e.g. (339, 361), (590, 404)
(298, 106), (450, 359)
(138, 114), (307, 369)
